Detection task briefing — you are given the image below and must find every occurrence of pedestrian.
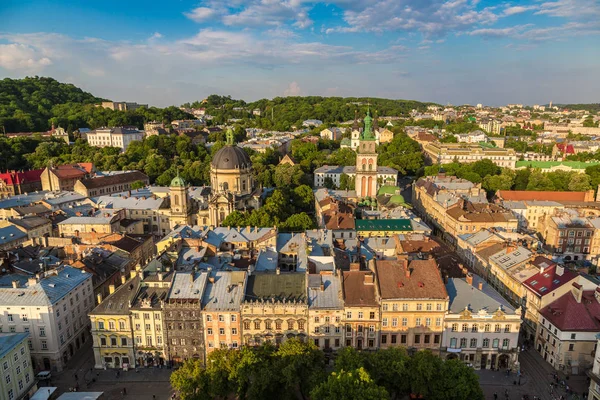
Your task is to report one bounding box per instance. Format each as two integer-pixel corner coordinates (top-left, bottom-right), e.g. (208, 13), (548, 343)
(123, 388), (126, 395)
(494, 392), (498, 400)
(75, 373), (78, 381)
(518, 377), (521, 385)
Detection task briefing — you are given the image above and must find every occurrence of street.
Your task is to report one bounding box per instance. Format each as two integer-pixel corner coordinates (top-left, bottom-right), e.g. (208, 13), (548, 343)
(478, 348), (589, 400)
(46, 344), (173, 400)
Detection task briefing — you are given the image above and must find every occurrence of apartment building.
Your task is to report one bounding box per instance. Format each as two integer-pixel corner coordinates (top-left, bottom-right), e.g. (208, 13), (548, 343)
(164, 272), (208, 366)
(442, 274), (521, 370)
(536, 283), (600, 374)
(86, 127), (144, 152)
(0, 170), (43, 199)
(0, 267), (94, 372)
(101, 102), (147, 111)
(201, 271), (246, 356)
(307, 273), (344, 351)
(73, 171), (149, 197)
(241, 273), (308, 346)
(376, 258), (447, 352)
(341, 266), (380, 350)
(0, 333), (36, 400)
(89, 274), (138, 369)
(539, 211), (596, 262)
(41, 163), (94, 192)
(422, 142), (517, 168)
(521, 258), (580, 340)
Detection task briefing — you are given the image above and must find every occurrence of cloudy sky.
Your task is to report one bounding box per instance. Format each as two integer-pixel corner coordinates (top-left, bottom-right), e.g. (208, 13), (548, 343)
(1, 0), (599, 107)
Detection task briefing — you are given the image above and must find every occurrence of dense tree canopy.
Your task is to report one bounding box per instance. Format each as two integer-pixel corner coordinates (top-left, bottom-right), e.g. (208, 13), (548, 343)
(171, 344), (483, 400)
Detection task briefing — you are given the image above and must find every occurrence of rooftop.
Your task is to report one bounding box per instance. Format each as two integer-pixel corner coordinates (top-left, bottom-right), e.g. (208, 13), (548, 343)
(201, 271), (246, 311)
(245, 273), (306, 303)
(78, 171), (148, 189)
(376, 258), (447, 300)
(497, 190), (592, 202)
(307, 273), (343, 309)
(522, 260), (578, 297)
(446, 275), (515, 314)
(0, 333), (29, 360)
(540, 289), (600, 332)
(342, 270), (378, 307)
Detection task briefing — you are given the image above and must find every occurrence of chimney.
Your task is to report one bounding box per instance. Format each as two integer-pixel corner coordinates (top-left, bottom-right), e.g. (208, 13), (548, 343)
(405, 268), (411, 278)
(158, 272), (164, 281)
(478, 281), (483, 291)
(27, 277), (38, 286)
(364, 273), (374, 285)
(208, 276), (215, 284)
(320, 282), (325, 291)
(11, 280), (20, 289)
(571, 282), (583, 303)
(556, 265), (564, 276)
(121, 275), (126, 285)
(97, 293), (103, 304)
(109, 284), (115, 294)
(350, 262), (360, 271)
(466, 273), (473, 286)
(276, 267), (281, 275)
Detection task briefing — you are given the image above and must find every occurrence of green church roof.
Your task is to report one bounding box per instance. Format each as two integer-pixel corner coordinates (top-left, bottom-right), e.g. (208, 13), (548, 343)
(515, 161), (600, 170)
(355, 219), (412, 232)
(170, 172), (186, 187)
(388, 195), (406, 205)
(377, 185), (398, 196)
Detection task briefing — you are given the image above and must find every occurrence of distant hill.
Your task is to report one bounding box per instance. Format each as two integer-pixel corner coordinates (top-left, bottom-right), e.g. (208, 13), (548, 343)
(0, 77), (192, 133)
(0, 76), (103, 132)
(553, 103), (600, 113)
(183, 94), (439, 131)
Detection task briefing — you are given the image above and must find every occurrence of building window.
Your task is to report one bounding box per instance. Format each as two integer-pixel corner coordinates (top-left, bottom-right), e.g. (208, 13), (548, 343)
(416, 304), (422, 311)
(451, 323), (458, 332)
(471, 325), (478, 333)
(503, 339), (510, 349)
(425, 318), (431, 327)
(470, 338), (477, 348)
(119, 321), (126, 330)
(298, 321), (305, 330)
(100, 337), (106, 346)
(232, 328), (237, 335)
(402, 304), (408, 311)
(492, 339), (499, 348)
(358, 312), (363, 319)
(121, 338), (127, 346)
(484, 324), (490, 332)
(111, 338), (117, 346)
(426, 303), (432, 311)
(435, 318), (441, 327)
(265, 321), (272, 330)
(494, 324), (501, 333)
(381, 335), (387, 344)
(392, 318), (398, 327)
(436, 304), (442, 311)
(254, 322), (260, 330)
(382, 318), (388, 327)
(568, 343), (575, 351)
(504, 324), (510, 333)
(483, 338), (489, 348)
(207, 328), (213, 335)
(382, 304), (388, 311)
(346, 312), (352, 319)
(244, 321), (250, 330)
(460, 338), (467, 348)
(462, 324), (468, 332)
(414, 334), (421, 344)
(434, 335), (440, 344)
(369, 312), (375, 320)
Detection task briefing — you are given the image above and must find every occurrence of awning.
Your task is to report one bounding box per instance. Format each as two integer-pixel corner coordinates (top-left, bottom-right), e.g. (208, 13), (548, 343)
(447, 348), (462, 353)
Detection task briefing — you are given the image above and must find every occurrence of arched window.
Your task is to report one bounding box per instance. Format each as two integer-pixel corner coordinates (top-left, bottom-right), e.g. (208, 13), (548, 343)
(174, 195), (179, 206)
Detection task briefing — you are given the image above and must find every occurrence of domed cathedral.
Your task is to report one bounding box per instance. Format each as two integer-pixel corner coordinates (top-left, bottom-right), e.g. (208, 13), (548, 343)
(355, 110), (379, 198)
(208, 129), (262, 225)
(169, 172), (194, 227)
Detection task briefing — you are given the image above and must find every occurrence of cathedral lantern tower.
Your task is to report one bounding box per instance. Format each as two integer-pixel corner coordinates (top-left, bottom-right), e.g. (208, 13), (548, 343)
(355, 110), (379, 198)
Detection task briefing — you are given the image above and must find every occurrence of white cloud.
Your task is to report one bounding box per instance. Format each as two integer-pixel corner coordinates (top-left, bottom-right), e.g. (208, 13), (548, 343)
(185, 7), (220, 22)
(284, 81), (302, 96)
(535, 0), (600, 18)
(0, 43), (52, 71)
(503, 6), (537, 16)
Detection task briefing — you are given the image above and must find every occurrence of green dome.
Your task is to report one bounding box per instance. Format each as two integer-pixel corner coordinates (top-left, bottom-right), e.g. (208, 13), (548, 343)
(170, 174), (186, 187)
(389, 195), (405, 205)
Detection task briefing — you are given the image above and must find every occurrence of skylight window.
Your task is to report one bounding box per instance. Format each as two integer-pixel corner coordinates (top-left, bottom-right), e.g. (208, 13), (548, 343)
(540, 287), (548, 292)
(530, 280), (538, 286)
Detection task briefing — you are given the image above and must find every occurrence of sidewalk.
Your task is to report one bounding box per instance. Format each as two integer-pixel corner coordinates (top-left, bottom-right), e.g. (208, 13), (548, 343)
(88, 367), (172, 383)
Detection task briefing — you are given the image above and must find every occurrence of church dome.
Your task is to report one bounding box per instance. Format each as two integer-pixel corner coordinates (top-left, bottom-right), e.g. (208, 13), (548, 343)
(170, 174), (186, 187)
(211, 146), (252, 170)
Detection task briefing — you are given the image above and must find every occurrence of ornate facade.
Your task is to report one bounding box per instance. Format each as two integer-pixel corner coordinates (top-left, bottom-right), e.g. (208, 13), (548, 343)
(355, 111), (379, 198)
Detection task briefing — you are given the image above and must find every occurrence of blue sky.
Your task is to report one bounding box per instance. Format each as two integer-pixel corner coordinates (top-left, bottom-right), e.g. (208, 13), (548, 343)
(1, 0), (599, 107)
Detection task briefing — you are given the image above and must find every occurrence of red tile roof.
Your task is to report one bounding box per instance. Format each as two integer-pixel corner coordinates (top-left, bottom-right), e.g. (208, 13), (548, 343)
(0, 170), (43, 186)
(342, 271), (378, 307)
(540, 289), (600, 332)
(51, 163), (92, 179)
(522, 259), (578, 297)
(497, 190), (591, 202)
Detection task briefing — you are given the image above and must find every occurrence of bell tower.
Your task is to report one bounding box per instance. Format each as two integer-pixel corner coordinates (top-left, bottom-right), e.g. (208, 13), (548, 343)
(169, 171), (190, 227)
(355, 110), (378, 198)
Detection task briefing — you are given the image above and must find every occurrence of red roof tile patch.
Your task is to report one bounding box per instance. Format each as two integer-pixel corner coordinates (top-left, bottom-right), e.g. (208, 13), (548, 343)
(540, 291), (600, 331)
(497, 190), (590, 202)
(522, 263), (578, 297)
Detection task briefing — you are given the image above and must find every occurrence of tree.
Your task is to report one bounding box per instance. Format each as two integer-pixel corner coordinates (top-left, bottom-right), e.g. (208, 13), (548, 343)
(130, 180), (145, 190)
(482, 170), (514, 193)
(526, 171), (556, 191)
(282, 213), (315, 231)
(221, 211), (248, 227)
(568, 173), (592, 191)
(334, 347), (365, 373)
(407, 350), (442, 398)
(170, 359), (213, 400)
(273, 164), (307, 188)
(339, 173), (351, 190)
(430, 359), (484, 400)
(324, 177), (336, 189)
(513, 168), (531, 190)
(311, 368), (389, 400)
(292, 185), (314, 211)
(274, 338), (327, 400)
(365, 347), (409, 398)
(471, 159), (500, 179)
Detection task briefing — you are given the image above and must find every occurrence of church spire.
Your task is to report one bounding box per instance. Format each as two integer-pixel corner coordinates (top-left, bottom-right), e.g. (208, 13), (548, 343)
(373, 110), (379, 133)
(361, 109), (375, 140)
(352, 110), (359, 131)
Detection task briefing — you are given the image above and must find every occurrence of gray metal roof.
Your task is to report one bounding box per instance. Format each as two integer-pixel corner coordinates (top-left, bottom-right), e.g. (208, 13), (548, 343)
(446, 275), (516, 314)
(0, 266), (91, 306)
(0, 333), (28, 360)
(201, 271), (246, 311)
(0, 226), (27, 245)
(308, 274), (343, 310)
(94, 194), (165, 210)
(168, 272), (208, 300)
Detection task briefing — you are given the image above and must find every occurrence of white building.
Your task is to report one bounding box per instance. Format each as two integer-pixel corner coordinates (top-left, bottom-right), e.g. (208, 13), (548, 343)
(0, 267), (94, 372)
(0, 333), (36, 400)
(454, 130), (488, 144)
(442, 275), (522, 370)
(86, 127), (144, 151)
(313, 166), (397, 189)
(320, 128), (344, 141)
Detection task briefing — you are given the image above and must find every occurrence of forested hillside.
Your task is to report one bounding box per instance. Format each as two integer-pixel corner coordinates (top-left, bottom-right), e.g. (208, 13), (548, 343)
(0, 77), (192, 133)
(183, 95), (437, 131)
